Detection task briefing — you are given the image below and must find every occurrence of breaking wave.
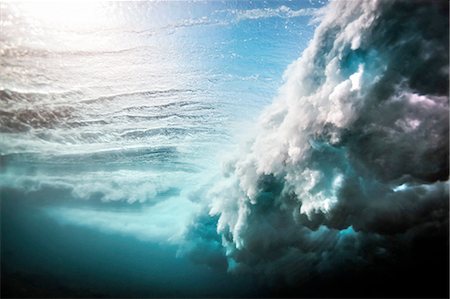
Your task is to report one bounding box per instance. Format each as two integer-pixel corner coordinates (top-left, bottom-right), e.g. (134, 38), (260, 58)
(184, 0), (449, 291)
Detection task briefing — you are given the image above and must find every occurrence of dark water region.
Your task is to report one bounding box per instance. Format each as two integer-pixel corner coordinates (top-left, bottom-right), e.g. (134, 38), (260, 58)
(1, 192), (264, 298)
(2, 191), (448, 298)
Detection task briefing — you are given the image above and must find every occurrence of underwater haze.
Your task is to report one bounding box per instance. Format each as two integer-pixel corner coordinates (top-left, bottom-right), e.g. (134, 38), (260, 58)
(1, 0), (449, 298)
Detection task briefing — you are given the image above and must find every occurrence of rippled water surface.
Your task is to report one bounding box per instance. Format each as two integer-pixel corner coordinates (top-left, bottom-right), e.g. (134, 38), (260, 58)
(1, 1), (316, 202)
(1, 1), (320, 296)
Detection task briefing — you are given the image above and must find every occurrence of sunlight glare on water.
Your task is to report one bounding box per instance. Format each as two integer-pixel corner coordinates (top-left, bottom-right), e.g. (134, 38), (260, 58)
(0, 2), (317, 293)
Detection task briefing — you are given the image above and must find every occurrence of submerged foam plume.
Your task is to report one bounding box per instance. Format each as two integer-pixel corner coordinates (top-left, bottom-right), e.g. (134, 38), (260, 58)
(185, 0), (449, 288)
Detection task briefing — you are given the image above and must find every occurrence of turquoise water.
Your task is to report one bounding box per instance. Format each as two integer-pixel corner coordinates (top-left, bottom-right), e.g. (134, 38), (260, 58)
(0, 1), (321, 296)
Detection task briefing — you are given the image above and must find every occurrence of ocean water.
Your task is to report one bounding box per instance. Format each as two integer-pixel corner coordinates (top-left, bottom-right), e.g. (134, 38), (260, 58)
(3, 1), (448, 297)
(0, 1), (321, 297)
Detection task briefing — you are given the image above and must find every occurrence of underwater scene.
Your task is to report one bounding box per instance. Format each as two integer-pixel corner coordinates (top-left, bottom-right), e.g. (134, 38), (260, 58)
(1, 0), (448, 297)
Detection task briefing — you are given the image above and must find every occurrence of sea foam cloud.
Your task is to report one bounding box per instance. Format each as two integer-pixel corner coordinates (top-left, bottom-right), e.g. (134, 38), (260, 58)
(185, 0), (449, 289)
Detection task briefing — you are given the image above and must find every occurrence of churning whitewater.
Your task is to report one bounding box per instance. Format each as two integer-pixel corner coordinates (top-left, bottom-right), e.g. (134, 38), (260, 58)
(184, 0), (449, 290)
